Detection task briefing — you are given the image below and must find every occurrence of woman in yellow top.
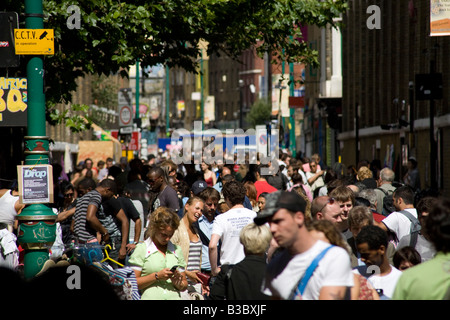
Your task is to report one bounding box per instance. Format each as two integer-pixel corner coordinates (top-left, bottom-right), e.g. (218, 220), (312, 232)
(171, 196), (206, 299)
(129, 206), (188, 300)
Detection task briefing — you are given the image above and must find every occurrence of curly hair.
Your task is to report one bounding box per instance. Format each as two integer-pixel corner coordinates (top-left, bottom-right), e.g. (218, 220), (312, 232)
(424, 198), (450, 253)
(357, 166), (373, 181)
(145, 206), (180, 240)
(355, 225), (388, 250)
(222, 180), (246, 206)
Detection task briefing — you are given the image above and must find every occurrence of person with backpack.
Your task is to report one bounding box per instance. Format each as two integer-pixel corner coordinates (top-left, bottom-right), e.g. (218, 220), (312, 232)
(396, 196), (438, 262)
(374, 168), (397, 216)
(392, 198), (450, 300)
(254, 191), (354, 300)
(375, 186), (420, 248)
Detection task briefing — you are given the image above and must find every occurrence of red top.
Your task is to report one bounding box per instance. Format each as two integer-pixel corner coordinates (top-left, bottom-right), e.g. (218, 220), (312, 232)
(372, 210), (385, 223)
(255, 180), (278, 198)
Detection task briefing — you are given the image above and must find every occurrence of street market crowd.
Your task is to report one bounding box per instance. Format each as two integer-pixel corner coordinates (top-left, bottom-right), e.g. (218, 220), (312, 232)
(1, 149), (449, 301)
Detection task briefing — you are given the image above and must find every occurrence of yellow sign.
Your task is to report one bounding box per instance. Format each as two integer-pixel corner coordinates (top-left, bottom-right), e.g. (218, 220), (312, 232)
(14, 29), (54, 55)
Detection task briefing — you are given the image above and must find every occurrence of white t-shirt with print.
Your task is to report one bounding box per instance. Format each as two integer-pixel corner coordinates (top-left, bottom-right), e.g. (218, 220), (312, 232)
(365, 265), (402, 299)
(211, 207), (257, 265)
(263, 240), (354, 300)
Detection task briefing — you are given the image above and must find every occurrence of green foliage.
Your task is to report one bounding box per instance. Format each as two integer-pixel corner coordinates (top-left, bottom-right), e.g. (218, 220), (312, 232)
(246, 99), (272, 127)
(3, 0), (347, 132)
(47, 103), (93, 132)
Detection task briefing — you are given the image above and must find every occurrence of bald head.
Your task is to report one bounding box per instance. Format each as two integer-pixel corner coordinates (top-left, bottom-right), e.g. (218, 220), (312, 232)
(311, 196), (344, 227)
(222, 166), (231, 176)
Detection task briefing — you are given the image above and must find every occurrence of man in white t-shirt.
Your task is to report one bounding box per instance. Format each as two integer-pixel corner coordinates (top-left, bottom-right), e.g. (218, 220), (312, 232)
(354, 225), (402, 299)
(254, 191), (354, 300)
(375, 186), (418, 244)
(209, 180), (257, 276)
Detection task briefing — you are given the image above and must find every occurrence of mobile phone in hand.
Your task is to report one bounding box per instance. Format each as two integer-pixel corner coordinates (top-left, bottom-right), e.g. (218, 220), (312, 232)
(170, 265), (180, 272)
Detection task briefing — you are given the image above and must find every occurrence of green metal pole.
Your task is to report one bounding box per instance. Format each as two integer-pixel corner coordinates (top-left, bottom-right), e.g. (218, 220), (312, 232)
(17, 0), (57, 279)
(200, 50), (204, 130)
(165, 64), (170, 136)
(135, 60), (140, 119)
(289, 61), (296, 157)
(281, 57), (286, 149)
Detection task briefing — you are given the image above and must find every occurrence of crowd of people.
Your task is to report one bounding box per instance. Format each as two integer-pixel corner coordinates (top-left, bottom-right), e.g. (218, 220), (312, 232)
(1, 150), (449, 301)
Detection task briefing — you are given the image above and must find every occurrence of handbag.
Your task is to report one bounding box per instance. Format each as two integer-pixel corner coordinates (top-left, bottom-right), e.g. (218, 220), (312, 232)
(197, 272), (211, 285)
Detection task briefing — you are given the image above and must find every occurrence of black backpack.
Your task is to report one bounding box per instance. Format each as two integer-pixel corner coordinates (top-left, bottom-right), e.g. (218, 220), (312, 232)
(376, 188), (396, 216)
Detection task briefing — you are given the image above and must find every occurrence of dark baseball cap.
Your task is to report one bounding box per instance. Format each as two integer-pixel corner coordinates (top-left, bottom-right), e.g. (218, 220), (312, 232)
(191, 180), (207, 195)
(254, 190), (307, 225)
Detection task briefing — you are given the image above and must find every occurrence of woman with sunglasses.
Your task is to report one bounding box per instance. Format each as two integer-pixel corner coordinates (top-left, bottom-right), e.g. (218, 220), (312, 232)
(57, 181), (77, 247)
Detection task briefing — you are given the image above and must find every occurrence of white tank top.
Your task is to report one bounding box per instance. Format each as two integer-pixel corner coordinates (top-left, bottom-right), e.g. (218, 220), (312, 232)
(0, 190), (19, 225)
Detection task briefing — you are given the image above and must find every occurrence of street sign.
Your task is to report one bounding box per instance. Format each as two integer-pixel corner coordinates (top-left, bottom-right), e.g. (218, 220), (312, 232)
(119, 105), (132, 126)
(111, 130), (141, 151)
(14, 28), (54, 55)
(118, 88), (133, 127)
(119, 126), (133, 134)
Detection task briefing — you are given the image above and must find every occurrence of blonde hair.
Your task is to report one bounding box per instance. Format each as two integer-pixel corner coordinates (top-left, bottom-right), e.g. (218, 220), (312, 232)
(357, 166), (373, 181)
(239, 223), (272, 255)
(145, 206), (180, 240)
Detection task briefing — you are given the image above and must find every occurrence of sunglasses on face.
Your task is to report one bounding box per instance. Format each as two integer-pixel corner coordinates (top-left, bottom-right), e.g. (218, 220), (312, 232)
(319, 197), (335, 212)
(64, 192), (74, 198)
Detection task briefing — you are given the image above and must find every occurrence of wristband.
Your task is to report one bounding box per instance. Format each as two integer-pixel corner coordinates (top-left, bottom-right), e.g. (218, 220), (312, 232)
(155, 272), (159, 280)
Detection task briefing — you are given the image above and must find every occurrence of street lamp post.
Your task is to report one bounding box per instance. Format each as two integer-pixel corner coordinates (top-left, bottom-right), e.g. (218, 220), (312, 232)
(17, 0), (57, 279)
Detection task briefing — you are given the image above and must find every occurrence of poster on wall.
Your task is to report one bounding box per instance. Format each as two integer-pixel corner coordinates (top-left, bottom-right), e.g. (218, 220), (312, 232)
(0, 77), (27, 126)
(17, 164), (53, 204)
(430, 0), (450, 36)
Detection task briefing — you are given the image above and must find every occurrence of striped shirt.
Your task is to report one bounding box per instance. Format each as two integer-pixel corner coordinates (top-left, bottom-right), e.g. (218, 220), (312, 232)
(186, 240), (202, 272)
(73, 190), (102, 242)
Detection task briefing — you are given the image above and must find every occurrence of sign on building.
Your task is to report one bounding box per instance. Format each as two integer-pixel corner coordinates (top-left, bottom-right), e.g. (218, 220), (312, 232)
(0, 77), (27, 126)
(430, 0), (450, 36)
(0, 12), (20, 67)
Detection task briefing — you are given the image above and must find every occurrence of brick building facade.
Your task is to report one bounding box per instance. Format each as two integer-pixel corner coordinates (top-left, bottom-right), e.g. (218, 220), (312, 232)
(339, 0), (450, 196)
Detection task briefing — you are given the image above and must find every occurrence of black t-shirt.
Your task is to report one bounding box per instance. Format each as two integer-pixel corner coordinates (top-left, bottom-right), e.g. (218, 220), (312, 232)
(117, 196), (140, 222)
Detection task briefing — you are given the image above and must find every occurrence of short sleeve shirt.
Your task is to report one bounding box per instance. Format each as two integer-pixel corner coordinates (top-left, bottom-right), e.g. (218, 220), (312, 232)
(73, 190), (102, 242)
(153, 186), (180, 212)
(382, 208), (418, 241)
(129, 238), (186, 300)
(263, 240), (354, 300)
(211, 207), (257, 265)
